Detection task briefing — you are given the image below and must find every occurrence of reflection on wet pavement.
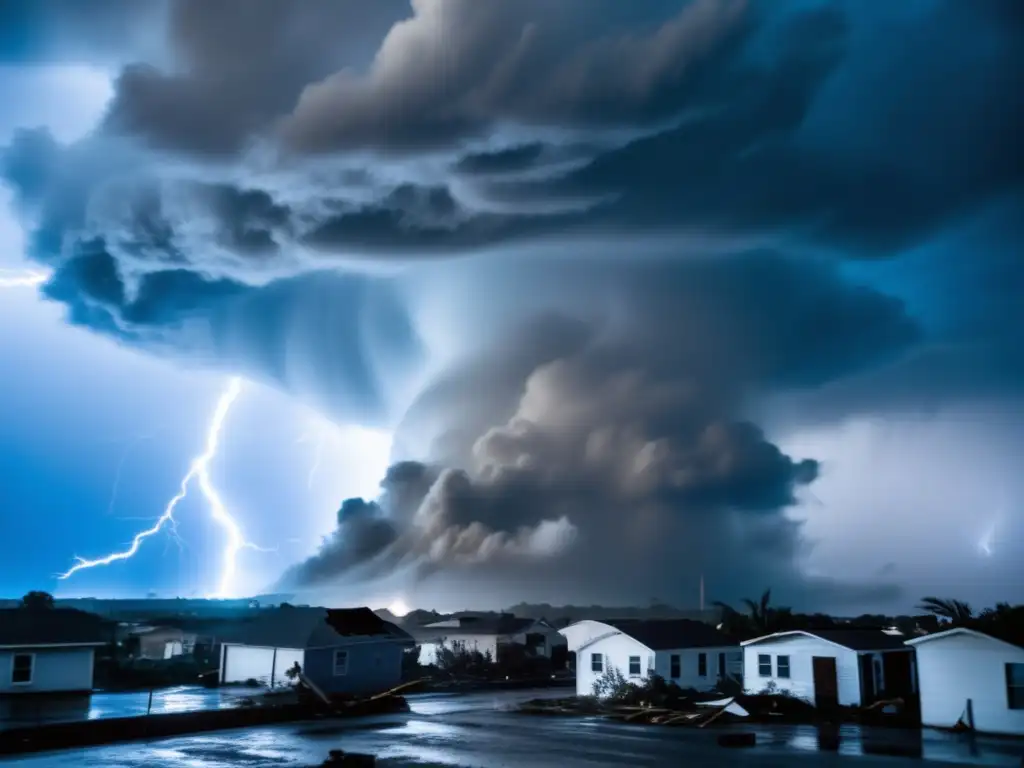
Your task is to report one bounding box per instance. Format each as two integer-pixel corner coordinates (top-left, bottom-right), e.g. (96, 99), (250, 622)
(0, 687), (256, 731)
(3, 689), (1024, 767)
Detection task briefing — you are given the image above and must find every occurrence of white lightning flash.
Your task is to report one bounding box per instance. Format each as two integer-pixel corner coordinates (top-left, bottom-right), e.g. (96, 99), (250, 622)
(0, 269), (48, 288)
(59, 377), (268, 597)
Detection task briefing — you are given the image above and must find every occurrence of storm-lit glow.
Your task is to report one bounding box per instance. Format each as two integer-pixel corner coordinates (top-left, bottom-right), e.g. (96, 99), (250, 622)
(0, 269), (48, 288)
(387, 598), (410, 617)
(59, 377), (268, 597)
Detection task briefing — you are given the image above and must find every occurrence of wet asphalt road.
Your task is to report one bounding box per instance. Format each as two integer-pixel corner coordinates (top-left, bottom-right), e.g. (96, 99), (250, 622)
(3, 689), (1024, 767)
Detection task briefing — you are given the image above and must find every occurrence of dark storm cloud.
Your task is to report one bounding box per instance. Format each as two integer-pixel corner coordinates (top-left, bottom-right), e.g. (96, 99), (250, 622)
(2, 0), (1021, 608)
(102, 0), (411, 155)
(278, 253), (917, 605)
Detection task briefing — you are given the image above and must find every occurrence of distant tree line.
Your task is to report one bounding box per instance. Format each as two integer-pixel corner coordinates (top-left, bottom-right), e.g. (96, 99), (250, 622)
(713, 588), (1023, 645)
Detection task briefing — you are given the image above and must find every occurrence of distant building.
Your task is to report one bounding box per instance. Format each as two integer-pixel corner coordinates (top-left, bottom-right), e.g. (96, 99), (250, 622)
(0, 609), (109, 695)
(559, 619), (740, 697)
(128, 626), (197, 660)
(741, 629), (916, 708)
(218, 607), (413, 696)
(906, 627), (1024, 736)
(410, 615), (567, 666)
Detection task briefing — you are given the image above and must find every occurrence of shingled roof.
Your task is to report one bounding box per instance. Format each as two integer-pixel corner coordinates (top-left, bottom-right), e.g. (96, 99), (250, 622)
(0, 609), (110, 647)
(221, 606), (413, 649)
(606, 619), (737, 650)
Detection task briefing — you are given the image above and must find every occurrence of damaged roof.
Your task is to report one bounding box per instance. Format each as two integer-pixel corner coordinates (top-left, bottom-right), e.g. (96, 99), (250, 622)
(606, 619), (737, 650)
(221, 606), (413, 649)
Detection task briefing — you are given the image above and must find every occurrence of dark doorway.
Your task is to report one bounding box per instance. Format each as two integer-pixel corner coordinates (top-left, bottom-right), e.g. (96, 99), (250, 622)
(882, 652), (915, 698)
(859, 655), (876, 704)
(551, 643), (569, 670)
(812, 656), (840, 710)
(718, 652), (726, 679)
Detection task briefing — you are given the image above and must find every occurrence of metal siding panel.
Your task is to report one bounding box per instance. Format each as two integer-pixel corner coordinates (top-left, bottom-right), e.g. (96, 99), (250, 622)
(0, 648), (94, 693)
(305, 642), (405, 696)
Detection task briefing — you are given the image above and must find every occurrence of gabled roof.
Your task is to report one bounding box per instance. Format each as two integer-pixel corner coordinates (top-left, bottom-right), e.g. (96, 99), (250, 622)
(222, 607), (412, 649)
(742, 629), (909, 652)
(905, 626), (1024, 651)
(604, 619), (736, 651)
(0, 609), (110, 647)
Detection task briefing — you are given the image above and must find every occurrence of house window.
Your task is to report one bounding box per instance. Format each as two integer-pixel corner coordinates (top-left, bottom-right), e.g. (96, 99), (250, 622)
(758, 654), (772, 677)
(333, 650), (349, 676)
(1006, 663), (1024, 710)
(777, 655), (791, 679)
(697, 652), (707, 677)
(11, 654), (33, 685)
(670, 654), (681, 679)
(628, 656), (642, 676)
(591, 653), (603, 673)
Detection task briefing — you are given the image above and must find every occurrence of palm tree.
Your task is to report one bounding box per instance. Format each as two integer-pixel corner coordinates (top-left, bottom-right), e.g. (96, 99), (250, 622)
(917, 596), (974, 624)
(742, 589), (775, 632)
(713, 589), (787, 638)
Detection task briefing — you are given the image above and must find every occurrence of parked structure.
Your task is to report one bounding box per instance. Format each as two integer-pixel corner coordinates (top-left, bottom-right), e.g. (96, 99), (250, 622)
(559, 619), (740, 697)
(411, 615), (567, 666)
(741, 629), (916, 708)
(0, 609), (109, 695)
(907, 627), (1024, 736)
(218, 607), (413, 695)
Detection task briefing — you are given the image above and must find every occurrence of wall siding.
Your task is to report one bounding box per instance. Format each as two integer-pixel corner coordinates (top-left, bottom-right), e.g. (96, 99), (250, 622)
(914, 633), (1024, 736)
(651, 647), (742, 691)
(743, 636), (861, 707)
(304, 640), (405, 696)
(575, 634), (652, 697)
(0, 647), (95, 694)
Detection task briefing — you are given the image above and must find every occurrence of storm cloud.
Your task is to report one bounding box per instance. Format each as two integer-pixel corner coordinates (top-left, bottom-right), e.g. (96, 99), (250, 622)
(2, 0), (1022, 609)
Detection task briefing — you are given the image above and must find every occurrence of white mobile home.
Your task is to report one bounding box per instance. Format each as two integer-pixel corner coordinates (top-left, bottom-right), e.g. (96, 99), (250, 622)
(0, 609), (108, 695)
(741, 629), (915, 708)
(906, 627), (1024, 736)
(559, 619), (740, 697)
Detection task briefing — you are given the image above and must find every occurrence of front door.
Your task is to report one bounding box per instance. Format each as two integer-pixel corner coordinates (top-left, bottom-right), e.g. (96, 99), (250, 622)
(718, 652), (726, 679)
(812, 656), (840, 710)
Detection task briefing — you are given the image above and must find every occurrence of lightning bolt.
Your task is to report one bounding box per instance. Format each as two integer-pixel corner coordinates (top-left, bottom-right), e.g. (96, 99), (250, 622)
(0, 269), (48, 288)
(59, 377), (271, 597)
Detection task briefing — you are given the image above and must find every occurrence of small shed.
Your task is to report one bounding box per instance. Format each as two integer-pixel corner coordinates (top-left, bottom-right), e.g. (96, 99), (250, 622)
(741, 629), (915, 708)
(906, 627), (1024, 736)
(559, 619), (740, 697)
(218, 606), (413, 695)
(0, 609), (109, 695)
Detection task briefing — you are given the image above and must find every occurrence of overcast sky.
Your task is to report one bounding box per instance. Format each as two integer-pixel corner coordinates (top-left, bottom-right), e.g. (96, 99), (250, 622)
(0, 0), (1021, 614)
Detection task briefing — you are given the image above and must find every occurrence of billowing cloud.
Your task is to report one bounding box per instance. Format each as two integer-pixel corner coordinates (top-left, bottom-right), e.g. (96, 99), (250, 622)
(2, 0), (1022, 609)
(278, 254), (917, 606)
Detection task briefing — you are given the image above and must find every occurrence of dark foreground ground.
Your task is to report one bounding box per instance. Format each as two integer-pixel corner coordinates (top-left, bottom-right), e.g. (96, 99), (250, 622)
(2, 689), (1023, 767)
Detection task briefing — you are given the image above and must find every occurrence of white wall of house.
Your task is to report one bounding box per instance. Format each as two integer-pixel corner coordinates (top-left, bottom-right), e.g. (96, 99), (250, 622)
(0, 647), (96, 693)
(911, 630), (1024, 736)
(575, 633), (653, 697)
(742, 635), (862, 707)
(650, 647), (742, 690)
(418, 633), (500, 665)
(220, 644), (304, 687)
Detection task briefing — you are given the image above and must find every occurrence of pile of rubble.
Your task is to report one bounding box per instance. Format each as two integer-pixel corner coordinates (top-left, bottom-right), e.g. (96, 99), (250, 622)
(517, 692), (818, 727)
